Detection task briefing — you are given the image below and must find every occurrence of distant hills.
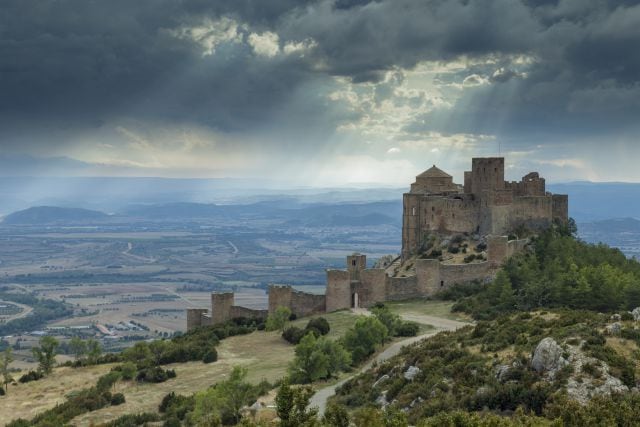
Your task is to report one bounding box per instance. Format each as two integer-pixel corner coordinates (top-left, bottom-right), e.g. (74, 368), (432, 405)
(2, 206), (109, 225)
(0, 200), (401, 227)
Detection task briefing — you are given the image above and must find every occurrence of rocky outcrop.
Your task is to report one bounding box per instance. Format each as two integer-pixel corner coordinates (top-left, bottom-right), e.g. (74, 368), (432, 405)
(531, 337), (568, 377)
(404, 366), (421, 381)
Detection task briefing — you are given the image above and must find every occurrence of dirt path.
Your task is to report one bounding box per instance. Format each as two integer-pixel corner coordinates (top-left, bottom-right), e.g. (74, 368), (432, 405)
(309, 310), (470, 415)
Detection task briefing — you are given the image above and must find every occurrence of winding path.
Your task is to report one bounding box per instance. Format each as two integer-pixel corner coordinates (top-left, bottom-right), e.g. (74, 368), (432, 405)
(309, 311), (469, 415)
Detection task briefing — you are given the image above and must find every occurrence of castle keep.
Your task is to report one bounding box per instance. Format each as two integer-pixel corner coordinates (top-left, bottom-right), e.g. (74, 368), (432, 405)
(187, 157), (569, 330)
(402, 158), (568, 259)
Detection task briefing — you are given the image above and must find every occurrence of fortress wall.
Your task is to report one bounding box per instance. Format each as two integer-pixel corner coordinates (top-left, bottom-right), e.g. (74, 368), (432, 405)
(268, 285), (292, 314)
(415, 259), (441, 295)
(358, 269), (387, 307)
(507, 238), (529, 258)
(488, 205), (512, 235)
(440, 261), (491, 288)
(488, 235), (509, 267)
(552, 194), (569, 223)
(418, 197), (479, 234)
(385, 275), (421, 301)
(186, 308), (209, 331)
(464, 171), (472, 193)
(211, 292), (234, 324)
(508, 196), (553, 230)
(229, 306), (268, 320)
(201, 314), (212, 327)
(326, 270), (351, 312)
(289, 290), (326, 317)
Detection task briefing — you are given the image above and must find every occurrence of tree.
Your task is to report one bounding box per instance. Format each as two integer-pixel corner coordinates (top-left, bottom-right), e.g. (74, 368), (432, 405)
(32, 336), (59, 375)
(323, 402), (350, 427)
(371, 306), (401, 337)
(342, 316), (388, 364)
(1, 348), (14, 395)
(68, 337), (87, 361)
(289, 334), (329, 383)
(190, 366), (254, 425)
(86, 339), (102, 364)
(265, 306), (292, 332)
(275, 378), (319, 427)
(318, 337), (351, 376)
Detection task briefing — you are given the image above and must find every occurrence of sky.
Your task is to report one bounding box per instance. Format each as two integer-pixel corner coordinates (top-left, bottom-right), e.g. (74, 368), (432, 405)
(1, 0), (639, 187)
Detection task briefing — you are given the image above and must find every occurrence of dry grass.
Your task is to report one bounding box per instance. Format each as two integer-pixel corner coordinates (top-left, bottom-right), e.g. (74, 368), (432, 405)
(289, 310), (360, 339)
(385, 299), (470, 322)
(0, 329), (294, 427)
(0, 363), (115, 425)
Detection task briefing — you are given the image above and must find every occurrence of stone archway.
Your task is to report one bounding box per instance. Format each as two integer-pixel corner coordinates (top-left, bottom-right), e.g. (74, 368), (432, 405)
(351, 292), (359, 309)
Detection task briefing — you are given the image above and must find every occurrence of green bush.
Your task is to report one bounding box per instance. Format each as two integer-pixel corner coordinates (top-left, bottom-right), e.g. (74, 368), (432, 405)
(306, 317), (330, 336)
(111, 393), (126, 405)
(18, 370), (43, 383)
(282, 326), (307, 344)
(202, 348), (217, 363)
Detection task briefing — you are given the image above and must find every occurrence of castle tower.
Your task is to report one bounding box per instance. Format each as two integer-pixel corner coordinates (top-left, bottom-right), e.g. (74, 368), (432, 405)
(211, 292), (234, 324)
(470, 157), (505, 195)
(347, 254), (367, 281)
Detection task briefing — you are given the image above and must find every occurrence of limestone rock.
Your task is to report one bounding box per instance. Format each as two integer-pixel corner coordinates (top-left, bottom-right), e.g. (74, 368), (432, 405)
(606, 322), (622, 335)
(404, 366), (421, 381)
(376, 390), (389, 408)
(610, 313), (621, 321)
(632, 307), (640, 321)
(495, 365), (511, 382)
(531, 337), (568, 376)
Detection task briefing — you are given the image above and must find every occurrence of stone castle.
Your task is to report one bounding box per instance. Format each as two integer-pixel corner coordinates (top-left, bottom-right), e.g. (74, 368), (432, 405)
(187, 157), (568, 330)
(402, 157), (568, 259)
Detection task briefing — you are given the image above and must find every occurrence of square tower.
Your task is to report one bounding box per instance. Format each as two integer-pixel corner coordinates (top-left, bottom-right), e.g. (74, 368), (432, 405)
(471, 157), (505, 195)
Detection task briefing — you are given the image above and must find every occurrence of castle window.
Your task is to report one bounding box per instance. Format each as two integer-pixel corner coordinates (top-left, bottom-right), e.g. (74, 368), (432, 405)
(352, 259), (356, 266)
(440, 281), (444, 287)
(412, 207), (416, 216)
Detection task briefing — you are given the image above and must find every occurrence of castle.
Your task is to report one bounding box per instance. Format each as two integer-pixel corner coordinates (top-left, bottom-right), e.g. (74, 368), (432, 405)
(402, 157), (568, 259)
(187, 157), (568, 330)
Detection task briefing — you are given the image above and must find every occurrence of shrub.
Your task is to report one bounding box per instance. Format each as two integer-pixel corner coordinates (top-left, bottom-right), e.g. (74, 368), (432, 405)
(111, 393), (126, 405)
(282, 326), (307, 345)
(621, 312), (634, 321)
(136, 367), (175, 383)
(102, 413), (160, 427)
(306, 317), (330, 336)
(202, 348), (217, 363)
(18, 370), (43, 383)
(396, 321), (420, 337)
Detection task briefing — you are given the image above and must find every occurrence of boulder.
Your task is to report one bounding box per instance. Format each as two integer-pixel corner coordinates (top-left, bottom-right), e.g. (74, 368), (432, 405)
(610, 313), (621, 321)
(632, 307), (640, 321)
(531, 337), (568, 376)
(404, 366), (421, 381)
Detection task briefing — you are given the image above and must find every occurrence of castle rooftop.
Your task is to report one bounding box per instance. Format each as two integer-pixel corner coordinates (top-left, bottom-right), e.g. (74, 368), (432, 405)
(417, 165), (451, 179)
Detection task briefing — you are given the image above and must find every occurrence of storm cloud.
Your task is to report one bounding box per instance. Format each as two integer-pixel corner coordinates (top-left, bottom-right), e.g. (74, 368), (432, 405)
(1, 0), (639, 183)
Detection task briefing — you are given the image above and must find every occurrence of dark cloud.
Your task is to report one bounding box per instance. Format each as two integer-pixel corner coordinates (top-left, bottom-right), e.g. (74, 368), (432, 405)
(1, 0), (639, 155)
